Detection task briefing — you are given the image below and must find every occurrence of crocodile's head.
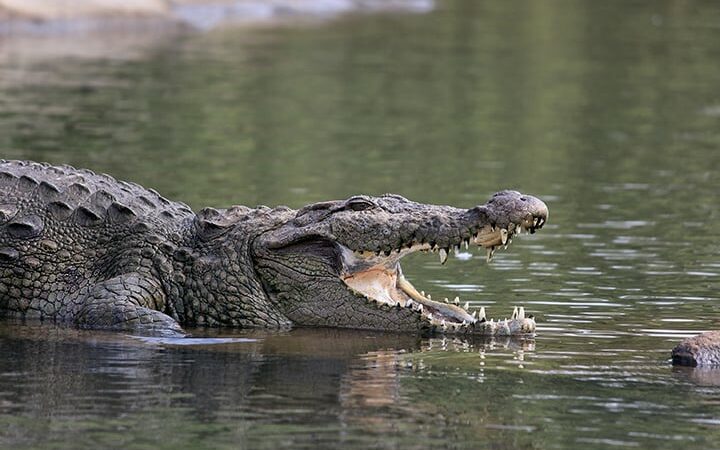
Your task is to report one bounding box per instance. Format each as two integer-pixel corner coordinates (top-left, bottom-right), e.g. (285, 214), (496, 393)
(252, 191), (548, 335)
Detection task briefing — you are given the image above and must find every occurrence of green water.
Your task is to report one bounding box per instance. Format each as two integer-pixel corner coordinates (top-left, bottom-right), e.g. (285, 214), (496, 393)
(2, 1), (720, 448)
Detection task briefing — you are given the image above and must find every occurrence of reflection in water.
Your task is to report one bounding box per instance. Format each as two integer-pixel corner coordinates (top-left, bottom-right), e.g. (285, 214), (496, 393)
(338, 336), (536, 436)
(672, 366), (720, 388)
(340, 350), (403, 432)
(0, 324), (537, 449)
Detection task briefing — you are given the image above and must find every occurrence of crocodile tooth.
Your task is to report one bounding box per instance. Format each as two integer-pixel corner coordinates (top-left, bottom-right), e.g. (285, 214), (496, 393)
(512, 307), (518, 319)
(500, 229), (508, 245)
(479, 307), (485, 320)
(462, 320), (468, 327)
(518, 306), (525, 319)
(444, 297), (449, 303)
(463, 301), (470, 310)
(464, 240), (469, 250)
(421, 290), (425, 297)
(453, 296), (459, 305)
(486, 246), (495, 262)
(418, 305), (424, 313)
(427, 294), (432, 300)
(439, 248), (448, 265)
(471, 310), (477, 319)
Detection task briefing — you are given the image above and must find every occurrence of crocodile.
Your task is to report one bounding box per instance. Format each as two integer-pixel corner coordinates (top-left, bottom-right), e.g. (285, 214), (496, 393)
(0, 160), (548, 336)
(672, 332), (720, 367)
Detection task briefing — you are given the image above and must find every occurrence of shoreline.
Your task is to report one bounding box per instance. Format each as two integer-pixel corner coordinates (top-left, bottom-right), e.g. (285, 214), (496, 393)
(0, 0), (434, 35)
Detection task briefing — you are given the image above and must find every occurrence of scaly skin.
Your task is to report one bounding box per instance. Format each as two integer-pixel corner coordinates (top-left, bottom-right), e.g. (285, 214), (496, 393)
(0, 160), (549, 336)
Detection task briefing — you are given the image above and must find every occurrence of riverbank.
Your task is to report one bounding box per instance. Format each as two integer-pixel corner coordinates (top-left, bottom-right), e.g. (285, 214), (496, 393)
(0, 0), (432, 65)
(0, 0), (433, 33)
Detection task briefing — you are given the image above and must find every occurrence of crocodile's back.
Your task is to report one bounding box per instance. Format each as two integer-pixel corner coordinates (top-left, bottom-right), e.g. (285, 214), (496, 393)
(0, 160), (195, 320)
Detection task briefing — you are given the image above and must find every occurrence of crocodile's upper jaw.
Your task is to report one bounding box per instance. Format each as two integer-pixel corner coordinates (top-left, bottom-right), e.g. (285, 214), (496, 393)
(341, 219), (545, 333)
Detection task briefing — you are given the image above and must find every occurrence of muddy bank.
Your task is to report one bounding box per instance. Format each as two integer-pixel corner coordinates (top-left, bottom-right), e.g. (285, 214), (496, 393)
(0, 0), (433, 33)
(0, 0), (432, 65)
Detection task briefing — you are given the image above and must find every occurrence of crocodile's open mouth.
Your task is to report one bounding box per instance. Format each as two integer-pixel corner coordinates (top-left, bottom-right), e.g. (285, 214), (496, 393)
(340, 217), (545, 333)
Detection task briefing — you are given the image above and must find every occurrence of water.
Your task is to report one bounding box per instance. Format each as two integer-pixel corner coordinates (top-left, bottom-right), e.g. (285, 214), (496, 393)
(2, 0), (720, 448)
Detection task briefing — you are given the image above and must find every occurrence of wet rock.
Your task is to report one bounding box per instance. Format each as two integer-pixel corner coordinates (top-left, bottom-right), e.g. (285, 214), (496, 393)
(672, 331), (720, 367)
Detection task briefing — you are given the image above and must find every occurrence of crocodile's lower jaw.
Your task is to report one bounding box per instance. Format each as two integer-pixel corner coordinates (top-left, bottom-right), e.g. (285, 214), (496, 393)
(339, 223), (539, 333)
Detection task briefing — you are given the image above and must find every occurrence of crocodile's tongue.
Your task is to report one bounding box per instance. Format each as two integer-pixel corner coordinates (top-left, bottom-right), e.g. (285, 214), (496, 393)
(340, 243), (537, 334)
(339, 219), (545, 329)
(396, 272), (475, 324)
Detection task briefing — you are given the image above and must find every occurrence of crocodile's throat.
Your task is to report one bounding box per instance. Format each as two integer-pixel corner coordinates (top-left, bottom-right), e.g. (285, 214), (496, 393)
(340, 220), (543, 331)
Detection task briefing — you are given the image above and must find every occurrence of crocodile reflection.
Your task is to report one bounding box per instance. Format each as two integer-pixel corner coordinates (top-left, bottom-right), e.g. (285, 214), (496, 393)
(671, 365), (720, 387)
(0, 323), (534, 441)
(337, 335), (533, 433)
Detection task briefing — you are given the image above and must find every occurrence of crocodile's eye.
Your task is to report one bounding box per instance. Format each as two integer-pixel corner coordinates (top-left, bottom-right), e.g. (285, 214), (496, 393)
(345, 197), (375, 212)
